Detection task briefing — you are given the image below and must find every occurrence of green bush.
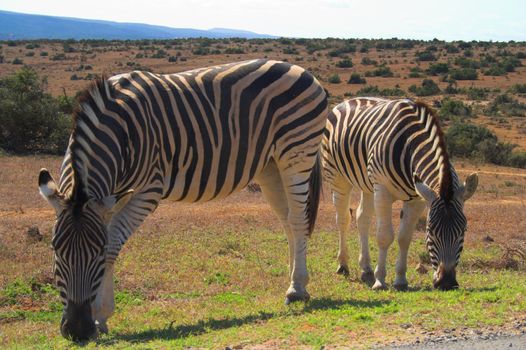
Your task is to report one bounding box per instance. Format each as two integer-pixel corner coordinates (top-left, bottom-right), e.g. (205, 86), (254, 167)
(449, 68), (478, 80)
(356, 85), (405, 97)
(408, 79), (440, 96)
(415, 51), (437, 61)
(427, 62), (450, 75)
(328, 73), (341, 84)
(361, 57), (377, 65)
(445, 122), (525, 167)
(0, 67), (71, 153)
(336, 59), (353, 68)
(485, 94), (526, 117)
(463, 87), (489, 100)
(446, 123), (505, 162)
(484, 64), (507, 76)
(510, 84), (526, 94)
(365, 65), (393, 77)
(347, 73), (366, 84)
(12, 58), (23, 65)
(439, 98), (472, 121)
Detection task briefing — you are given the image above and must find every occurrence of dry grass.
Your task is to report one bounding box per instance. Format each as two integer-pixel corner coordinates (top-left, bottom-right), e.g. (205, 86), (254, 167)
(0, 156), (526, 348)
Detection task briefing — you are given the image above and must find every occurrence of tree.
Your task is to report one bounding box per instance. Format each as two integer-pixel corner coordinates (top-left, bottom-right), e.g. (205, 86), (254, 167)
(0, 67), (71, 153)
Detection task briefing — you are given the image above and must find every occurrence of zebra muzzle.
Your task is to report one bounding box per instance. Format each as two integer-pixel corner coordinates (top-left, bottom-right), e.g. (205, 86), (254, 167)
(61, 300), (97, 342)
(433, 263), (459, 291)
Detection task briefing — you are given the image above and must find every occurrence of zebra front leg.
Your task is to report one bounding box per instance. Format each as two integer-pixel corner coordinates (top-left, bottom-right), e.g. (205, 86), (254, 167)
(332, 180), (352, 276)
(92, 263), (115, 334)
(357, 191), (375, 285)
(394, 200), (426, 291)
(372, 185), (394, 290)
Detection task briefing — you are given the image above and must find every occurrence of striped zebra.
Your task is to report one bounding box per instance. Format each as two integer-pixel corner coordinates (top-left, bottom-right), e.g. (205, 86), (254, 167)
(38, 59), (327, 341)
(322, 97), (478, 291)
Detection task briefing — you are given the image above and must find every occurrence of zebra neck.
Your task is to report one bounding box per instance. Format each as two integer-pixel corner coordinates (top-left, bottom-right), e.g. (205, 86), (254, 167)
(409, 112), (454, 201)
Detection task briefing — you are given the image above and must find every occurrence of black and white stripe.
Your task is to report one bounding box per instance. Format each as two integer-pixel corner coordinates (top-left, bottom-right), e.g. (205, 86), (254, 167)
(39, 59), (327, 339)
(322, 97), (476, 290)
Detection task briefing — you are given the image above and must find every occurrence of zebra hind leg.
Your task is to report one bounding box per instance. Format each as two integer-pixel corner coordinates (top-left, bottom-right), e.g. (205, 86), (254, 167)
(278, 164), (318, 304)
(255, 160), (293, 278)
(331, 178), (352, 277)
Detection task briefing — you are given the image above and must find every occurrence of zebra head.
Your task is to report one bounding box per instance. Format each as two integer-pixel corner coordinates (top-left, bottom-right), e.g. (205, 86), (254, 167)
(38, 169), (132, 341)
(415, 173), (478, 291)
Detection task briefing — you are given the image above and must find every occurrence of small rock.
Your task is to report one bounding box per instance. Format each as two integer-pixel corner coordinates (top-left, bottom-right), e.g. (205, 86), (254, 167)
(400, 323), (412, 329)
(26, 225), (43, 241)
(416, 263), (428, 274)
(483, 235), (495, 242)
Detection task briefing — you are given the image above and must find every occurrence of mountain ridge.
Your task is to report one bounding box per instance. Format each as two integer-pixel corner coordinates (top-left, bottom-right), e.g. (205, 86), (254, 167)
(0, 10), (277, 40)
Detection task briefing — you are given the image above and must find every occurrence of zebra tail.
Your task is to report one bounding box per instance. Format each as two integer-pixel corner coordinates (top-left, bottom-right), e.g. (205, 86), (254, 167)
(306, 151), (323, 236)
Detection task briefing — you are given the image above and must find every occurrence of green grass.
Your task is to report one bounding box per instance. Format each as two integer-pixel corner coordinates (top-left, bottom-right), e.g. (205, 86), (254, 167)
(1, 228), (525, 349)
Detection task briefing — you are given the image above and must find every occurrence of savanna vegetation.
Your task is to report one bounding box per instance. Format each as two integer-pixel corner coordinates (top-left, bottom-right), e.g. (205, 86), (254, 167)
(1, 37), (526, 348)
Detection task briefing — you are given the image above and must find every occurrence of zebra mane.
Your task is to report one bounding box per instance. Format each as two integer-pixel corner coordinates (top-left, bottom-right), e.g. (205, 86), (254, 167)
(414, 100), (454, 202)
(69, 76), (110, 211)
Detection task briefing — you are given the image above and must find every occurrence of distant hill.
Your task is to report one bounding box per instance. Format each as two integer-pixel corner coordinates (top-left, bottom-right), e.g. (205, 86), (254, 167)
(0, 10), (277, 40)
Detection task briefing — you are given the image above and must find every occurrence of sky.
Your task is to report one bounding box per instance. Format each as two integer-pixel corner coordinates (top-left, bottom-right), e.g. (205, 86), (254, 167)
(0, 0), (525, 41)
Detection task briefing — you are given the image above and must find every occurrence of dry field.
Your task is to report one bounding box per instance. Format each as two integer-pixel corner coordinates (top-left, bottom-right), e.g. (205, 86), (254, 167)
(1, 38), (525, 148)
(0, 154), (525, 348)
(1, 38), (526, 348)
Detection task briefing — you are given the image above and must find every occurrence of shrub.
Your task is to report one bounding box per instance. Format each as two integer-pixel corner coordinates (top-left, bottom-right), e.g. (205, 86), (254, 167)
(510, 84), (526, 94)
(356, 85), (404, 97)
(347, 73), (366, 84)
(484, 64), (507, 76)
(408, 66), (423, 78)
(361, 57), (377, 65)
(454, 57), (480, 69)
(408, 79), (440, 96)
(427, 62), (450, 75)
(225, 47), (245, 54)
(445, 122), (516, 166)
(12, 58), (23, 65)
(445, 45), (460, 54)
(328, 73), (341, 84)
(336, 59), (353, 68)
(415, 51), (437, 61)
(357, 85), (381, 95)
(485, 94), (526, 117)
(0, 67), (71, 153)
(449, 68), (478, 80)
(439, 98), (472, 121)
(464, 87), (489, 100)
(365, 65), (393, 77)
(508, 152), (526, 168)
(50, 53), (66, 61)
(168, 56), (178, 62)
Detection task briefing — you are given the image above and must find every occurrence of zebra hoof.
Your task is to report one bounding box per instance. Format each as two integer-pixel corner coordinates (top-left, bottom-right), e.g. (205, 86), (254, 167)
(336, 265), (350, 277)
(360, 271), (375, 286)
(372, 280), (388, 291)
(285, 289), (310, 305)
(394, 282), (409, 291)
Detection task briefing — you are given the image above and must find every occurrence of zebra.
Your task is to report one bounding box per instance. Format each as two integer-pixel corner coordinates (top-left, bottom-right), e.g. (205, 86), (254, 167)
(38, 59), (328, 341)
(322, 97), (478, 291)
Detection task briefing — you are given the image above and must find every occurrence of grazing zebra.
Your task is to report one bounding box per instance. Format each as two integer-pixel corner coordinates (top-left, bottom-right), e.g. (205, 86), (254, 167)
(38, 59), (327, 341)
(322, 97), (478, 291)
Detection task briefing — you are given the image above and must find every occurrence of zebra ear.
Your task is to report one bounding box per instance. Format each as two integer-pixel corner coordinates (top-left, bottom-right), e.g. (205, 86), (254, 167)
(457, 172), (478, 201)
(38, 168), (65, 215)
(98, 189), (134, 222)
(414, 174), (437, 203)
